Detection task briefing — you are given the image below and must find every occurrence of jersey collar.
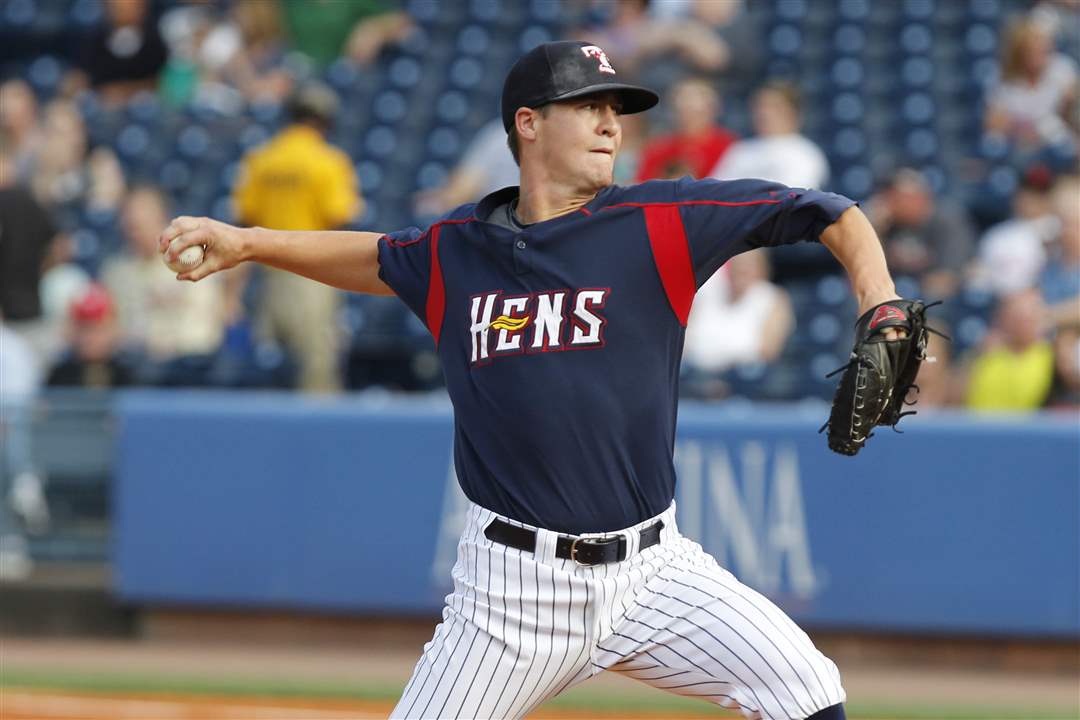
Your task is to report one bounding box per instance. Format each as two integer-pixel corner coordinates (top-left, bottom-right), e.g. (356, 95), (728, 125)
(474, 185), (618, 225)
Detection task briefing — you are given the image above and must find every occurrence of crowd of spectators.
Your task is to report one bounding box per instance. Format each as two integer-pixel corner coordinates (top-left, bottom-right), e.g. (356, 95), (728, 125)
(0, 0), (1076, 419)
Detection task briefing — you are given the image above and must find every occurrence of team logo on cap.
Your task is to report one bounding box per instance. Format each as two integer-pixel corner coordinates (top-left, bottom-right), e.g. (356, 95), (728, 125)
(581, 45), (616, 75)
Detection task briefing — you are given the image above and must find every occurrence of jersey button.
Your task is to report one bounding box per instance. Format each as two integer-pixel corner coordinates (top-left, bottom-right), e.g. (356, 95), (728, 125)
(516, 240), (527, 250)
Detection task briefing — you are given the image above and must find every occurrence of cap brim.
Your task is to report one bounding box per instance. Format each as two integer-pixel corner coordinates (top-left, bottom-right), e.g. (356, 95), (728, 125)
(544, 83), (659, 115)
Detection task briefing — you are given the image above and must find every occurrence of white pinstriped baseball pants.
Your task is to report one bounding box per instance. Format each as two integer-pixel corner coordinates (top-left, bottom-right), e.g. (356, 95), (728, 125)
(391, 502), (845, 720)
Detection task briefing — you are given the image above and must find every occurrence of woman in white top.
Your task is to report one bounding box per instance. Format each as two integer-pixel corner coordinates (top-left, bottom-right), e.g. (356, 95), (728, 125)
(709, 80), (829, 190)
(683, 248), (794, 374)
(985, 17), (1079, 149)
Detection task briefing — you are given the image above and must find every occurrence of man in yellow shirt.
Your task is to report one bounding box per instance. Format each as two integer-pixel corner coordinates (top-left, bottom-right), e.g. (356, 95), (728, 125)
(966, 288), (1054, 411)
(233, 83), (362, 392)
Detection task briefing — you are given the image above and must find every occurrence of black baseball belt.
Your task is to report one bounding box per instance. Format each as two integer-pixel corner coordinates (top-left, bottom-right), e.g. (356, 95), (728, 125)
(484, 518), (664, 566)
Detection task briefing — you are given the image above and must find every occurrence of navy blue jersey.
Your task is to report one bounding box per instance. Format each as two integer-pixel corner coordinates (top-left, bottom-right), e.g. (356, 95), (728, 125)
(377, 177), (854, 533)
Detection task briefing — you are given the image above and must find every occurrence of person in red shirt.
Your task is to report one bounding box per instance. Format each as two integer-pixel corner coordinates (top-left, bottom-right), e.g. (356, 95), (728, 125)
(636, 76), (736, 181)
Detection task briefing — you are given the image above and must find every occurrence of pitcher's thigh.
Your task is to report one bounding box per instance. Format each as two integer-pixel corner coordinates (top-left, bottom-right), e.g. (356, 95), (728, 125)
(392, 611), (589, 720)
(611, 559), (844, 720)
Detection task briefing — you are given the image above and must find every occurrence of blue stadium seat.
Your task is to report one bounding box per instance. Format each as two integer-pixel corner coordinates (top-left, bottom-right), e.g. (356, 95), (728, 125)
(838, 0), (871, 21)
(426, 126), (462, 159)
(893, 275), (923, 300)
(776, 0), (809, 22)
(325, 58), (361, 93)
(899, 23), (934, 54)
(388, 56), (423, 89)
(901, 92), (936, 124)
(831, 92), (864, 123)
(457, 24), (491, 55)
(373, 90), (409, 124)
(435, 90), (469, 124)
(365, 126), (399, 159)
(126, 91), (162, 124)
(405, 0), (441, 23)
(115, 124), (151, 160)
(68, 0), (102, 26)
(901, 0), (935, 21)
(770, 25), (804, 56)
(815, 275), (850, 307)
(26, 54), (63, 96)
(901, 56), (934, 88)
(355, 160), (383, 194)
(416, 161), (449, 190)
(4, 0), (36, 27)
(830, 57), (865, 88)
(968, 0), (1003, 22)
(176, 124), (212, 159)
(809, 313), (843, 347)
(158, 159), (193, 193)
(904, 128), (940, 160)
(528, 0), (561, 23)
(831, 126), (867, 159)
(837, 165), (874, 199)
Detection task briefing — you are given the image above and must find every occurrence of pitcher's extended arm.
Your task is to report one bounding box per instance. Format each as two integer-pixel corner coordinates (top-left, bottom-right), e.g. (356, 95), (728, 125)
(160, 216), (393, 296)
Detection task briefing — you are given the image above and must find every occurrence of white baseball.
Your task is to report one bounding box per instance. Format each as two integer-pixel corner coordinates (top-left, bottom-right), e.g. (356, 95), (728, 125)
(164, 240), (205, 274)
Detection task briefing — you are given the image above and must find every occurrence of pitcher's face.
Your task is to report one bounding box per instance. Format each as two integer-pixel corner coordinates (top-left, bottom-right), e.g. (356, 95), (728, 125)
(532, 93), (623, 193)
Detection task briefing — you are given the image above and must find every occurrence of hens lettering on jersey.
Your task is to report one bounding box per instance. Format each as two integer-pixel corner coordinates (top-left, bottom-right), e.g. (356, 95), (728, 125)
(469, 288), (610, 365)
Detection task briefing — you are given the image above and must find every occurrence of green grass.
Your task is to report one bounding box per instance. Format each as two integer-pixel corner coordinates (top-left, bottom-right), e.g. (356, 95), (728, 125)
(2, 667), (1076, 720)
(0, 667), (402, 702)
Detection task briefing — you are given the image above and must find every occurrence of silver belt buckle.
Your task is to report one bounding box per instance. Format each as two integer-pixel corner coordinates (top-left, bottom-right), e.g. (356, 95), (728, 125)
(569, 536), (589, 566)
(570, 535), (617, 566)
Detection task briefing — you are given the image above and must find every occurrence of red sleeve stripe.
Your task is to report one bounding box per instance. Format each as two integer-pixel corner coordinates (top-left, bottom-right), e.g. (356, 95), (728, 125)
(602, 199), (781, 210)
(425, 224), (446, 346)
(642, 205), (695, 327)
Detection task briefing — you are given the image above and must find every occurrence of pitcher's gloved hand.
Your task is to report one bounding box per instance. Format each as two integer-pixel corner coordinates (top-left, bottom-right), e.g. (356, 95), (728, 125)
(821, 299), (946, 456)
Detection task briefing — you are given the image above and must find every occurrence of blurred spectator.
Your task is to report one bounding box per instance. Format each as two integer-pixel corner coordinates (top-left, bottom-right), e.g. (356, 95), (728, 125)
(281, 0), (414, 70)
(233, 83), (362, 393)
(1033, 0), (1080, 58)
(866, 168), (976, 299)
(965, 289), (1055, 411)
(642, 0), (762, 93)
(415, 118), (519, 216)
(39, 234), (93, 346)
(101, 186), (227, 365)
(0, 316), (45, 579)
(46, 284), (136, 389)
(579, 0), (758, 89)
(683, 249), (794, 376)
(159, 0), (292, 112)
(909, 323), (960, 409)
(635, 77), (736, 181)
(0, 317), (42, 400)
(968, 164), (1059, 296)
(29, 99), (126, 225)
(1047, 318), (1080, 407)
(0, 131), (61, 363)
(69, 0), (169, 106)
(1039, 174), (1080, 326)
(709, 81), (828, 189)
(984, 16), (1079, 152)
(0, 79), (41, 182)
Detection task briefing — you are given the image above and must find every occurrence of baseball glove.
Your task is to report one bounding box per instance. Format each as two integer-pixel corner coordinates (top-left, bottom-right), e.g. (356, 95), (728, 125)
(820, 299), (945, 456)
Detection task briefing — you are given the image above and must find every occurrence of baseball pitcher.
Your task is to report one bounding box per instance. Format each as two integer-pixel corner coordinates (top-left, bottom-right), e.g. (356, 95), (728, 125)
(162, 41), (931, 720)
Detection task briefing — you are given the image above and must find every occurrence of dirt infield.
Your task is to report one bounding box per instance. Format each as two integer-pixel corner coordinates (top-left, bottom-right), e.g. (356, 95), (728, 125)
(1, 688), (728, 720)
(2, 637), (1078, 719)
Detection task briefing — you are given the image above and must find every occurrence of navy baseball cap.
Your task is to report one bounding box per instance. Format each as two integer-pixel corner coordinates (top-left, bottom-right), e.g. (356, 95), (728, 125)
(501, 41), (660, 132)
